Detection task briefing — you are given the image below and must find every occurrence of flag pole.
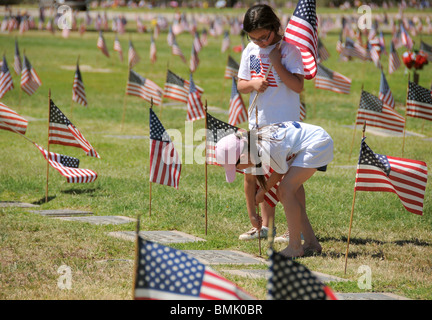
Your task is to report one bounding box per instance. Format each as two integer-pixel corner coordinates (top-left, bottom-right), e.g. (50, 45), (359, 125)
(204, 100), (208, 236)
(149, 98), (153, 217)
(255, 91), (261, 257)
(349, 84), (363, 161)
(402, 74), (410, 157)
(46, 89), (51, 203)
(132, 213), (141, 300)
(121, 66), (129, 132)
(344, 121), (366, 274)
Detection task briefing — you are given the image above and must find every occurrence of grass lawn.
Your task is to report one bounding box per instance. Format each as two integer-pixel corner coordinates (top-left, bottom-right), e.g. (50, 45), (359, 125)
(0, 8), (431, 300)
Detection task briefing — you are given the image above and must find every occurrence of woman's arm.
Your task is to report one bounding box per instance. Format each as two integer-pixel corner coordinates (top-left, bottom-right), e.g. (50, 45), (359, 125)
(244, 173), (262, 229)
(268, 47), (304, 93)
(237, 78), (269, 94)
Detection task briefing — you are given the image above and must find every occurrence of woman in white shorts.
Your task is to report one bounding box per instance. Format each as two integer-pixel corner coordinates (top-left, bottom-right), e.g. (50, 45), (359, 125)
(215, 121), (333, 258)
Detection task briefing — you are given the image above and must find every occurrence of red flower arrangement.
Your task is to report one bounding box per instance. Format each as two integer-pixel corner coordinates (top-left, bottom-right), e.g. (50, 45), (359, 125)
(402, 50), (429, 70)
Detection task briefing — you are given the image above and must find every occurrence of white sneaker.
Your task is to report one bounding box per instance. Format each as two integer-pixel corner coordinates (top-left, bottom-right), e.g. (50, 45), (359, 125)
(274, 230), (304, 243)
(239, 227), (275, 240)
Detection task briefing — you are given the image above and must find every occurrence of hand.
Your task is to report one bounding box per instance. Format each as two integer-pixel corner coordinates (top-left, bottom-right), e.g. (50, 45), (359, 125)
(268, 45), (282, 66)
(252, 78), (269, 93)
(250, 213), (262, 230)
(255, 188), (265, 206)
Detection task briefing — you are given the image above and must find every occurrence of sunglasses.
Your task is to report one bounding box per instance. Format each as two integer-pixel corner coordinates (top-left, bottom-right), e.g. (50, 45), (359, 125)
(247, 30), (273, 44)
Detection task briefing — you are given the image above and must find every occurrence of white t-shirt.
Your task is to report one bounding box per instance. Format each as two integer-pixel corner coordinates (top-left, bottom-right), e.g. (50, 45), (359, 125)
(238, 41), (304, 129)
(252, 122), (333, 175)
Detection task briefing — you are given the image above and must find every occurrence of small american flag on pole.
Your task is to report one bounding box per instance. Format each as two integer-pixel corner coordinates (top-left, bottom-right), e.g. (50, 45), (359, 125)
(149, 35), (157, 64)
(355, 137), (427, 216)
(356, 90), (405, 133)
(149, 108), (181, 189)
(314, 64), (351, 95)
(0, 102), (28, 135)
(406, 81), (432, 121)
(163, 70), (203, 104)
(379, 71), (395, 109)
(21, 55), (42, 96)
(0, 55), (14, 99)
(389, 40), (401, 75)
(189, 45), (199, 73)
(113, 35), (123, 62)
(224, 55), (239, 79)
(400, 24), (413, 50)
(134, 238), (255, 300)
(317, 37), (330, 62)
(35, 143), (98, 183)
(284, 0), (318, 80)
(186, 74), (205, 121)
(72, 63), (87, 107)
(128, 40), (140, 69)
(49, 100), (100, 158)
(127, 69), (163, 106)
(14, 38), (21, 76)
(221, 31), (230, 53)
(171, 38), (186, 63)
(97, 31), (110, 57)
(228, 77), (247, 126)
(420, 41), (432, 62)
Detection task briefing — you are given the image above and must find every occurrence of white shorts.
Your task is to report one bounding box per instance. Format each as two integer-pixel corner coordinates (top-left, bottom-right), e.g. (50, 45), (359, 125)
(291, 137), (334, 170)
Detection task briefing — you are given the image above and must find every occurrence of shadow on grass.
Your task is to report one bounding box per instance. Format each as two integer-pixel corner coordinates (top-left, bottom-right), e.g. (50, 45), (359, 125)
(32, 196), (56, 205)
(61, 188), (98, 195)
(319, 236), (432, 249)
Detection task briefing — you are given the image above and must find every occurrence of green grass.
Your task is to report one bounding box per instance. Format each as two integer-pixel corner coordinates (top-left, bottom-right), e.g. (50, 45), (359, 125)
(1, 11), (432, 300)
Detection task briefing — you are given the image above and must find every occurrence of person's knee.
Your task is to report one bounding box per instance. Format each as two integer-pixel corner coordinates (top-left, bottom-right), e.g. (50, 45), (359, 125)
(276, 183), (297, 202)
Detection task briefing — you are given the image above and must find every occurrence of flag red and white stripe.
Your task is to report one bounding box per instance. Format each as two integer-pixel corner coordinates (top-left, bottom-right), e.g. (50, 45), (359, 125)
(97, 32), (110, 57)
(0, 56), (14, 99)
(20, 55), (42, 96)
(128, 40), (140, 68)
(72, 63), (87, 107)
(0, 102), (28, 135)
(406, 81), (432, 121)
(186, 75), (205, 121)
(314, 64), (351, 95)
(113, 36), (123, 62)
(127, 70), (163, 106)
(284, 0), (318, 80)
(228, 77), (247, 126)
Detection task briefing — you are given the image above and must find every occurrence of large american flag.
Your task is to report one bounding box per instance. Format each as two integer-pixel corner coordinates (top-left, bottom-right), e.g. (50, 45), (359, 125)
(379, 71), (395, 109)
(0, 102), (28, 135)
(389, 40), (401, 75)
(49, 100), (100, 158)
(35, 143), (98, 183)
(406, 81), (432, 121)
(355, 137), (427, 216)
(113, 35), (123, 62)
(149, 108), (181, 189)
(72, 63), (87, 107)
(14, 38), (21, 76)
(20, 55), (42, 96)
(128, 40), (140, 69)
(224, 55), (239, 79)
(186, 74), (205, 121)
(228, 77), (247, 126)
(97, 31), (110, 57)
(0, 55), (14, 99)
(127, 70), (163, 106)
(356, 90), (405, 133)
(314, 64), (351, 95)
(134, 238), (255, 300)
(284, 0), (318, 80)
(267, 249), (338, 300)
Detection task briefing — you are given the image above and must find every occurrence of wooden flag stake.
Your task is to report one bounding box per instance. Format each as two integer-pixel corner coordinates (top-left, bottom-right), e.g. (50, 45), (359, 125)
(255, 91), (261, 257)
(121, 66), (130, 132)
(402, 74), (410, 157)
(349, 84), (364, 161)
(132, 213), (141, 300)
(149, 98), (153, 217)
(344, 121), (366, 274)
(204, 100), (208, 235)
(45, 89), (51, 203)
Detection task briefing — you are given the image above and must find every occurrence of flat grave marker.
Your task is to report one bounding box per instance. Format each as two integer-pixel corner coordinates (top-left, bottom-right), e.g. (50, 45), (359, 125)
(0, 201), (39, 208)
(54, 215), (136, 225)
(27, 209), (93, 217)
(108, 230), (206, 244)
(183, 250), (265, 265)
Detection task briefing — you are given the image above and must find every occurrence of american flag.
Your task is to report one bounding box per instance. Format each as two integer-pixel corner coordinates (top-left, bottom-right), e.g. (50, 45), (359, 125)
(343, 37), (367, 60)
(267, 249), (338, 300)
(379, 71), (395, 109)
(389, 40), (401, 75)
(72, 63), (87, 107)
(0, 55), (14, 99)
(355, 137), (428, 216)
(149, 35), (157, 64)
(134, 238), (255, 300)
(317, 37), (330, 62)
(200, 28), (208, 47)
(284, 0), (318, 80)
(0, 102), (28, 135)
(97, 31), (110, 57)
(221, 31), (230, 53)
(171, 38), (186, 63)
(356, 90), (405, 133)
(224, 55), (239, 79)
(128, 40), (140, 69)
(228, 77), (247, 126)
(420, 41), (432, 62)
(49, 100), (100, 158)
(14, 39), (21, 76)
(113, 35), (123, 62)
(379, 31), (387, 55)
(167, 26), (174, 46)
(406, 81), (432, 121)
(189, 45), (199, 73)
(186, 74), (205, 121)
(367, 41), (381, 68)
(314, 64), (351, 95)
(149, 108), (181, 189)
(163, 70), (203, 104)
(35, 143), (98, 183)
(400, 24), (413, 50)
(20, 55), (42, 96)
(250, 55), (277, 87)
(193, 31), (202, 53)
(127, 70), (163, 106)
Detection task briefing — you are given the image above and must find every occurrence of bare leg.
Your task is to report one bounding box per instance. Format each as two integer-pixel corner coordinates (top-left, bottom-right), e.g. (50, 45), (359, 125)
(260, 200), (275, 229)
(277, 167), (318, 258)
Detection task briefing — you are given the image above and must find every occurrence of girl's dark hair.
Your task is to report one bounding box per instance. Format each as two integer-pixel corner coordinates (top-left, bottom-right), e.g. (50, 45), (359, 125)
(242, 4), (281, 34)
